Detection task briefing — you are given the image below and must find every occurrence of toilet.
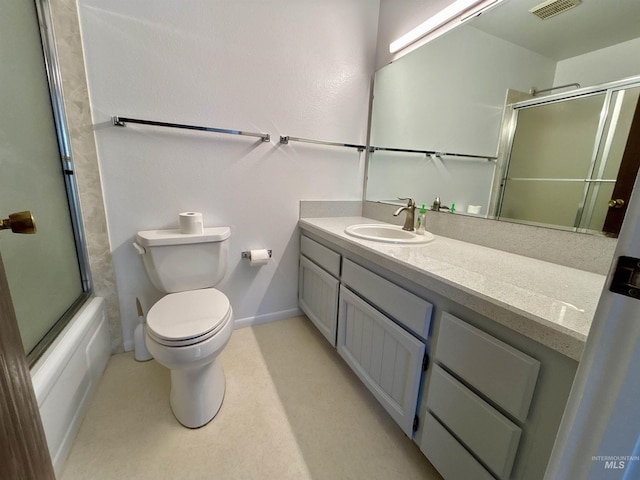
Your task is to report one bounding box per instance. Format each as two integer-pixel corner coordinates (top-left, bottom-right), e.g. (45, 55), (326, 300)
(134, 226), (233, 428)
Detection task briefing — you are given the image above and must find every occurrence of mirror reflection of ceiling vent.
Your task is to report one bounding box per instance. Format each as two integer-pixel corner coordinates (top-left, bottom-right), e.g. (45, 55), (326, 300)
(529, 0), (581, 20)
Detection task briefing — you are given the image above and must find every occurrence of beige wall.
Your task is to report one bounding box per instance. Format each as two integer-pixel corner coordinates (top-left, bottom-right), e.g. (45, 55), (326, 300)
(47, 0), (122, 353)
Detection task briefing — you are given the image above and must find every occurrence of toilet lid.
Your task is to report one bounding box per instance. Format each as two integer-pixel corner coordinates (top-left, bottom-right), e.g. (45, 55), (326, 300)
(147, 289), (231, 344)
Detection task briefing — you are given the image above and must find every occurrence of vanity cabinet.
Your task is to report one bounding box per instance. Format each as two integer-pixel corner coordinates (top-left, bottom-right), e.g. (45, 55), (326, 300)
(336, 258), (434, 437)
(340, 259), (433, 340)
(298, 236), (341, 346)
(419, 313), (539, 479)
(298, 228), (577, 480)
(435, 313), (540, 423)
(416, 311), (574, 480)
(299, 236), (432, 436)
(337, 287), (424, 436)
(419, 412), (496, 480)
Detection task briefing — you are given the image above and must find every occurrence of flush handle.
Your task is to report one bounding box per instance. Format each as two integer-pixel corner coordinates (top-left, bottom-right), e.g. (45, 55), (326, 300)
(0, 211), (37, 234)
(132, 242), (146, 255)
(608, 199), (625, 209)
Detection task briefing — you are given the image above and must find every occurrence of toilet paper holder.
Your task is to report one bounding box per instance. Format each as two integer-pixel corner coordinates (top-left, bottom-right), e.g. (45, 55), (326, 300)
(241, 250), (272, 259)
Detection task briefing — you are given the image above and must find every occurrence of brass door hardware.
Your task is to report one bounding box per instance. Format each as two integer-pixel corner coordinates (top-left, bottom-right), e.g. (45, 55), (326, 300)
(0, 211), (37, 234)
(608, 199), (625, 209)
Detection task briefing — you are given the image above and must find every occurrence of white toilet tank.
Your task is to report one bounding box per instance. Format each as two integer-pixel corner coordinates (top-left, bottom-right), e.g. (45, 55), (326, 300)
(136, 227), (230, 293)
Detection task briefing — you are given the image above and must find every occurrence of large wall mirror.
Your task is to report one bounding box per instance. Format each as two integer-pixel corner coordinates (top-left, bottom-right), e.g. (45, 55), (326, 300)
(366, 0), (640, 236)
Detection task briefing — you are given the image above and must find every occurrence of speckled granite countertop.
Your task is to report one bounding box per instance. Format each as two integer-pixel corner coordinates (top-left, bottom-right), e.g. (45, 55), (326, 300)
(299, 216), (607, 361)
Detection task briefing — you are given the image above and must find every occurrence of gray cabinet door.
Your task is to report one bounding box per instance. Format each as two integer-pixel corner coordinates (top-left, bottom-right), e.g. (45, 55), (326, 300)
(298, 255), (340, 345)
(436, 312), (540, 422)
(419, 413), (495, 480)
(337, 286), (425, 436)
(427, 364), (522, 479)
(341, 259), (432, 339)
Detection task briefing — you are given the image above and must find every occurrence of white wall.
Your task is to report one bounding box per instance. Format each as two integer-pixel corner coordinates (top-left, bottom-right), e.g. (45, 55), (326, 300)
(77, 0), (379, 350)
(554, 37), (640, 88)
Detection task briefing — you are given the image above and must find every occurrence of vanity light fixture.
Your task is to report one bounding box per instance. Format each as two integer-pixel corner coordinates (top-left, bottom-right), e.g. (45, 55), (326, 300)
(389, 0), (501, 54)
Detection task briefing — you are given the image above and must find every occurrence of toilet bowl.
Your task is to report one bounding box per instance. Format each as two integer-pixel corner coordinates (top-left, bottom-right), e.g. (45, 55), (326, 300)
(145, 288), (233, 428)
(134, 226), (233, 428)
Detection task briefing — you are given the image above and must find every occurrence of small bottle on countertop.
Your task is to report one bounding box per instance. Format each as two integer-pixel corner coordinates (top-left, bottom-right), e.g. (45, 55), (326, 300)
(416, 203), (427, 234)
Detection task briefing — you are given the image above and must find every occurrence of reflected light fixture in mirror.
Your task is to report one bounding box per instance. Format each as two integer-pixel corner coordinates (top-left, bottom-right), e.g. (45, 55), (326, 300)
(389, 0), (503, 54)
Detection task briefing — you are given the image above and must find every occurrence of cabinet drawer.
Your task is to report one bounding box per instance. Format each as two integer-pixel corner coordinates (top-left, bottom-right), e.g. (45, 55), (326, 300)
(418, 413), (495, 480)
(300, 235), (341, 277)
(337, 286), (425, 436)
(427, 364), (521, 479)
(436, 313), (540, 422)
(341, 259), (432, 339)
(299, 255), (340, 346)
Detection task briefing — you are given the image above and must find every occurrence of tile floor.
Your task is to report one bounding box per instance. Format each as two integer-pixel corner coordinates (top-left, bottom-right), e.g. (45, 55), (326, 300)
(61, 316), (443, 480)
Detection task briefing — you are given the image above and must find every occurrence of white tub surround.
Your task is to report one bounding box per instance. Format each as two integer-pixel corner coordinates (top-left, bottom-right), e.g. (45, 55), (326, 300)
(31, 297), (111, 476)
(299, 217), (606, 361)
(47, 0), (122, 353)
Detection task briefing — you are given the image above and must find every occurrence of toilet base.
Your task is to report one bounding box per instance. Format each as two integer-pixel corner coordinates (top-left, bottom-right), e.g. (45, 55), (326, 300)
(144, 300), (234, 429)
(169, 357), (226, 428)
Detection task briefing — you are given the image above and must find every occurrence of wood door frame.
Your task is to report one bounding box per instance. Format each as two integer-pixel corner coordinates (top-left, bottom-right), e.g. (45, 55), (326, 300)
(0, 252), (55, 479)
(602, 94), (640, 235)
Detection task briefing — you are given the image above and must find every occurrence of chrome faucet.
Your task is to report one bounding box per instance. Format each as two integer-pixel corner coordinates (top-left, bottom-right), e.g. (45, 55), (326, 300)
(393, 197), (416, 231)
(431, 196), (450, 212)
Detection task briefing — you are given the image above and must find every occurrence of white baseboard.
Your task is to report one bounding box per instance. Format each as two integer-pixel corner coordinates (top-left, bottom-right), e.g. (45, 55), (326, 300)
(234, 308), (303, 329)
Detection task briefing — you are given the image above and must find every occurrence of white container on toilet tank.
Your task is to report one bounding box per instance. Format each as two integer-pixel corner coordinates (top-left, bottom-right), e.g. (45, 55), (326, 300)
(134, 225), (233, 428)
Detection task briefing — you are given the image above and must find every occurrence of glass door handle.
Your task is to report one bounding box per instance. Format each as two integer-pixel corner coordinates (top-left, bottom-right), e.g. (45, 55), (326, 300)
(0, 211), (37, 234)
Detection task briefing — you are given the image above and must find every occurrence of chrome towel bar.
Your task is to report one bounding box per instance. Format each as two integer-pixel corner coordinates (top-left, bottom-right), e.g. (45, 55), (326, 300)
(371, 146), (496, 161)
(111, 116), (492, 160)
(279, 135), (366, 152)
(112, 116), (270, 142)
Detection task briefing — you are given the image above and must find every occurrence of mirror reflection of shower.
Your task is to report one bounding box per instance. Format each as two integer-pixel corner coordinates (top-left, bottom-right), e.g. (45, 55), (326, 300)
(496, 82), (640, 237)
(365, 0), (640, 234)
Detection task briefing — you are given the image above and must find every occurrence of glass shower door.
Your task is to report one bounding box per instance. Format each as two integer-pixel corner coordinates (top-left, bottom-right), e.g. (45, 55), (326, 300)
(499, 84), (640, 235)
(1, 0), (88, 361)
(498, 92), (607, 230)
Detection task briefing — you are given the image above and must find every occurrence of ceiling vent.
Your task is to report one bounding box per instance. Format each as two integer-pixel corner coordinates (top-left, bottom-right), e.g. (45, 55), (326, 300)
(529, 0), (581, 20)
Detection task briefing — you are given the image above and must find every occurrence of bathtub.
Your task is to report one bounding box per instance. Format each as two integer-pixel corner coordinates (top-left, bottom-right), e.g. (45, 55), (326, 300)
(30, 297), (111, 476)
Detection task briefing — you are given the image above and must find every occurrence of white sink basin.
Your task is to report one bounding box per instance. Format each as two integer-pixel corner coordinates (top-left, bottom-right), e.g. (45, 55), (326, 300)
(344, 224), (434, 244)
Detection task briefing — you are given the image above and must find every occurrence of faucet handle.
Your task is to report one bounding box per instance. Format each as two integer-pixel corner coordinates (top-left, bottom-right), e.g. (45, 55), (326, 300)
(397, 197), (416, 208)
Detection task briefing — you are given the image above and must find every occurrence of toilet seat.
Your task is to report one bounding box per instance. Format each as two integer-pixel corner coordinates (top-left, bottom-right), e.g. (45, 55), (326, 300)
(147, 288), (231, 347)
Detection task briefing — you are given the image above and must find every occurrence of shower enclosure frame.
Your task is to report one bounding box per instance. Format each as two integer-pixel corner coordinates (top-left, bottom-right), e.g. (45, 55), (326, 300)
(493, 75), (640, 234)
(25, 0), (93, 366)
